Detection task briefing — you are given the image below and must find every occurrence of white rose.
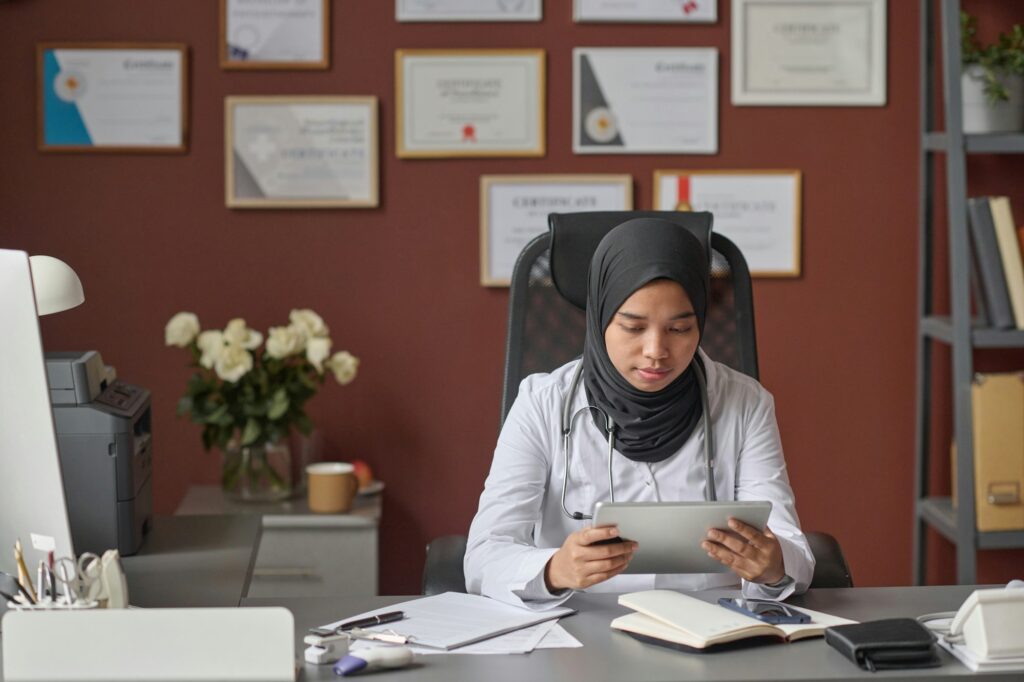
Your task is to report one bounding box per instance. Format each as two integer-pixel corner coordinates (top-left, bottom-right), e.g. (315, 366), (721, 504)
(289, 308), (329, 340)
(223, 318), (263, 350)
(196, 330), (226, 369)
(214, 342), (253, 383)
(164, 312), (200, 348)
(326, 351), (359, 385)
(266, 325), (305, 359)
(306, 337), (332, 373)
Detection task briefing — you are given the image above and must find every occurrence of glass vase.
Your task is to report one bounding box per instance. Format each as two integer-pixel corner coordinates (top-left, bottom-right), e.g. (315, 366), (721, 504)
(221, 439), (294, 502)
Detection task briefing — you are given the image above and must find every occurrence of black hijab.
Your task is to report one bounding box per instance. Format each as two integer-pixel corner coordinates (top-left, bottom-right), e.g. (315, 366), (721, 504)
(581, 218), (709, 463)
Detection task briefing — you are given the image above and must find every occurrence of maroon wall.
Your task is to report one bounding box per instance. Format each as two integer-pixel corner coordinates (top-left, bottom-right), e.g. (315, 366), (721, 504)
(1, 0), (1021, 594)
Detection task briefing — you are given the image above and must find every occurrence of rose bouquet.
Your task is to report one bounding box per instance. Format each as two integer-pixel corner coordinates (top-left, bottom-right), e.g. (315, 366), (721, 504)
(165, 309), (358, 499)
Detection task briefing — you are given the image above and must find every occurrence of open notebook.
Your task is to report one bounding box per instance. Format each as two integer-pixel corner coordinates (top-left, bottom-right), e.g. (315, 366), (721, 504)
(612, 590), (856, 653)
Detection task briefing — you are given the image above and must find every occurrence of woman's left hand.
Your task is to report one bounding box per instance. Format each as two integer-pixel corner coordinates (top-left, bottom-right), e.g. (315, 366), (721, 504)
(702, 518), (785, 585)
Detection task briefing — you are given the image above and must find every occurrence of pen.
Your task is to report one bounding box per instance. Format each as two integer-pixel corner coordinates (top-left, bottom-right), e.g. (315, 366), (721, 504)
(337, 610), (405, 632)
(13, 540), (37, 603)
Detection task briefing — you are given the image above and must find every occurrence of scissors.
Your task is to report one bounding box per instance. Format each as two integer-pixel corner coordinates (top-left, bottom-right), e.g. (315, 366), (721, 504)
(53, 553), (102, 605)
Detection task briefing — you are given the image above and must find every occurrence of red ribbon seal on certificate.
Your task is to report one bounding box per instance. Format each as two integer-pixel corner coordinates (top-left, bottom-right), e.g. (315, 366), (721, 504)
(462, 124), (477, 142)
(676, 175), (692, 211)
(683, 1), (698, 14)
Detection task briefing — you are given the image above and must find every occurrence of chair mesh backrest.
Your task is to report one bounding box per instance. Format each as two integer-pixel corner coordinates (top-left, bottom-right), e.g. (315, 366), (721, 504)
(501, 232), (758, 424)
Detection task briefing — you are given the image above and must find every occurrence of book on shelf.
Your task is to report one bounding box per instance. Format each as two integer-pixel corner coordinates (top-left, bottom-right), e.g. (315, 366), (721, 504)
(988, 196), (1024, 329)
(610, 590), (855, 653)
(967, 197), (1014, 329)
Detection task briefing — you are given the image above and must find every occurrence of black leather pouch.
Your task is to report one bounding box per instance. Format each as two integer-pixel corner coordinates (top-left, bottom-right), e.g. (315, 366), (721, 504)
(824, 619), (941, 672)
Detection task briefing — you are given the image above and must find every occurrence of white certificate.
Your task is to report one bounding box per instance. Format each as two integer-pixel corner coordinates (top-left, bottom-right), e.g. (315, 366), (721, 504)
(732, 0), (886, 105)
(574, 0), (716, 23)
(226, 96), (378, 208)
(573, 48), (717, 155)
(481, 175), (633, 286)
(397, 50), (545, 158)
(221, 0), (328, 68)
(397, 0), (542, 21)
(38, 44), (187, 152)
(654, 170), (801, 276)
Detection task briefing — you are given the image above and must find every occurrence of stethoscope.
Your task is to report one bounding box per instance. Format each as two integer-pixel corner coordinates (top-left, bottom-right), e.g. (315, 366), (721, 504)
(559, 359), (716, 521)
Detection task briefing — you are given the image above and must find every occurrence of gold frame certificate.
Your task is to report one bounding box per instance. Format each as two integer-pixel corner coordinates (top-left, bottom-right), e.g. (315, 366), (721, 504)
(653, 170), (802, 277)
(573, 47), (717, 155)
(396, 49), (546, 158)
(225, 96), (379, 209)
(220, 0), (329, 69)
(397, 0), (542, 22)
(37, 43), (188, 153)
(480, 174), (633, 286)
(731, 0), (886, 105)
(574, 0), (716, 23)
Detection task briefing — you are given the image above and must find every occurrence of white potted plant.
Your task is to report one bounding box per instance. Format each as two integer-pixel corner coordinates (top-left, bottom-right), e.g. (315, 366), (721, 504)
(961, 11), (1024, 134)
(165, 309), (359, 501)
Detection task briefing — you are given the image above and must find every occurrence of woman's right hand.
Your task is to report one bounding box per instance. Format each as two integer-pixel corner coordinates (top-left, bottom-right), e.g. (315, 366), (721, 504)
(544, 525), (638, 591)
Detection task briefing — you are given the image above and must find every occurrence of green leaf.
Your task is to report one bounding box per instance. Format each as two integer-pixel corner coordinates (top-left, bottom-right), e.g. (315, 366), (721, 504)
(241, 418), (261, 446)
(176, 396), (193, 416)
(206, 403), (230, 425)
(267, 388), (290, 420)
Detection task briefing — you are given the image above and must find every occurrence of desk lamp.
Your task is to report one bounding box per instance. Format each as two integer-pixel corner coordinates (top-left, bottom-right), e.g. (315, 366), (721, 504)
(28, 255), (85, 315)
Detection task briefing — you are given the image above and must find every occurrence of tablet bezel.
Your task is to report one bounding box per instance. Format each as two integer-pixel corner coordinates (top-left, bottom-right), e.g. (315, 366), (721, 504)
(592, 500), (772, 574)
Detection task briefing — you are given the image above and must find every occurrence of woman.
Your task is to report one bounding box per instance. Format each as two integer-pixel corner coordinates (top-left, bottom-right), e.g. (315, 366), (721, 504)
(464, 218), (814, 609)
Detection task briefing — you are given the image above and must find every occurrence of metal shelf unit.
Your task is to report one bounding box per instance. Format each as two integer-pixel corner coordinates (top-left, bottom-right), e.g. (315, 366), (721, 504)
(913, 0), (1024, 585)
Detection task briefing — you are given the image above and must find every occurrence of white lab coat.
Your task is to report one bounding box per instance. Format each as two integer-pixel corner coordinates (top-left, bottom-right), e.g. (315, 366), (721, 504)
(464, 350), (814, 610)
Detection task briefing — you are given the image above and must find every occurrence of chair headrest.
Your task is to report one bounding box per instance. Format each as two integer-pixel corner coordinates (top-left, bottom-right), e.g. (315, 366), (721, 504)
(547, 211), (714, 310)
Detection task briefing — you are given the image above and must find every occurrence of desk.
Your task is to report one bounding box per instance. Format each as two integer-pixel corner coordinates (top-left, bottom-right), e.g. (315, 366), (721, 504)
(244, 586), (1019, 682)
(176, 485), (380, 598)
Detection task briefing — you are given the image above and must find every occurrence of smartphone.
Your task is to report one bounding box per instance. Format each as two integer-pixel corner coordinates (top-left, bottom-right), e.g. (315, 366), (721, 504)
(717, 597), (810, 624)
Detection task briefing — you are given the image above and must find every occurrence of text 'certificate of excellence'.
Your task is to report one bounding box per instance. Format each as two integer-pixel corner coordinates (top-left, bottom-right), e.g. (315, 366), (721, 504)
(732, 0), (886, 105)
(574, 48), (717, 154)
(226, 97), (378, 209)
(38, 44), (186, 151)
(481, 175), (632, 286)
(574, 0), (716, 23)
(397, 50), (545, 157)
(397, 0), (542, 21)
(655, 170), (801, 276)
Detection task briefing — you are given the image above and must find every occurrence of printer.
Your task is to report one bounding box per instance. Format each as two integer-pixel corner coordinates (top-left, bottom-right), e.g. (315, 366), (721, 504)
(45, 351), (152, 555)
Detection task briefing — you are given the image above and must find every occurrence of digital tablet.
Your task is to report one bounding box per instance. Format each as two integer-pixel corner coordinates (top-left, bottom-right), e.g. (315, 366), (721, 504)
(592, 501), (772, 574)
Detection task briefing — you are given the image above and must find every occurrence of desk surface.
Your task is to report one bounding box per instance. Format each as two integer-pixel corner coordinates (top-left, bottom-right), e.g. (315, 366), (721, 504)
(244, 586), (1016, 682)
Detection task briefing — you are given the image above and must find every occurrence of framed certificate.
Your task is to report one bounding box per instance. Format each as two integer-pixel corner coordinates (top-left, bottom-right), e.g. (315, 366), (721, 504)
(573, 48), (717, 155)
(220, 0), (329, 69)
(481, 174), (633, 286)
(396, 49), (546, 158)
(225, 96), (378, 209)
(731, 0), (886, 105)
(37, 43), (188, 153)
(653, 170), (801, 277)
(574, 0), (716, 23)
(397, 0), (542, 21)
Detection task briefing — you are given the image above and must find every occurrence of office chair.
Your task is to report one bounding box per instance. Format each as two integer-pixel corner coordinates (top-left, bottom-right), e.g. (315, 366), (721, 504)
(423, 211), (853, 594)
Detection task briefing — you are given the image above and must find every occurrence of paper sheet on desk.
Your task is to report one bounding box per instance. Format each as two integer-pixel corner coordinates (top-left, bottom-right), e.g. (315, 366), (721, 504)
(349, 620), (583, 655)
(321, 592), (575, 650)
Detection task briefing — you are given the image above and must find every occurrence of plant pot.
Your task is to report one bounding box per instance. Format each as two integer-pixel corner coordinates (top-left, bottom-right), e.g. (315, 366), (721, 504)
(961, 65), (1024, 133)
(221, 439), (293, 502)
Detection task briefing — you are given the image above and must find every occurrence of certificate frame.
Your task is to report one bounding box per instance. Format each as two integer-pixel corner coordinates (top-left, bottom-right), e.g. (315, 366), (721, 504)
(224, 95), (379, 209)
(396, 49), (546, 159)
(219, 0), (329, 70)
(731, 0), (886, 106)
(573, 47), (718, 155)
(573, 0), (717, 23)
(652, 169), (802, 277)
(36, 42), (189, 153)
(480, 174), (633, 286)
(396, 0), (543, 22)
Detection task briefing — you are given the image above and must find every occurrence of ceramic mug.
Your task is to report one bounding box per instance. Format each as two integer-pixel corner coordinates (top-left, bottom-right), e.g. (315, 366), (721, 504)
(306, 462), (359, 513)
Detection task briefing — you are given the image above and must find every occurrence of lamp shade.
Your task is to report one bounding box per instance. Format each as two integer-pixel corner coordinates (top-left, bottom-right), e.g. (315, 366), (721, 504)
(28, 255), (84, 316)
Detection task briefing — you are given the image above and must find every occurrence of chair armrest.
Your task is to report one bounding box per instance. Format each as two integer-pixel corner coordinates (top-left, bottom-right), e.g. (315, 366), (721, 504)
(422, 535), (468, 596)
(807, 531), (854, 588)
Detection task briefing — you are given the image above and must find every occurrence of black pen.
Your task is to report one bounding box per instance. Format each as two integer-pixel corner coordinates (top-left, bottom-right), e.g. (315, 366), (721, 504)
(337, 610), (405, 632)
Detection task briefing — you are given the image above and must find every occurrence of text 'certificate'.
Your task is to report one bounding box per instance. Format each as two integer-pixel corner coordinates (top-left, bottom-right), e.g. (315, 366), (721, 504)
(574, 48), (717, 154)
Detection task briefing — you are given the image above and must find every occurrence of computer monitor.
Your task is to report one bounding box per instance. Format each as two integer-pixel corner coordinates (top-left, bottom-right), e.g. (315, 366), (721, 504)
(0, 249), (75, 588)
